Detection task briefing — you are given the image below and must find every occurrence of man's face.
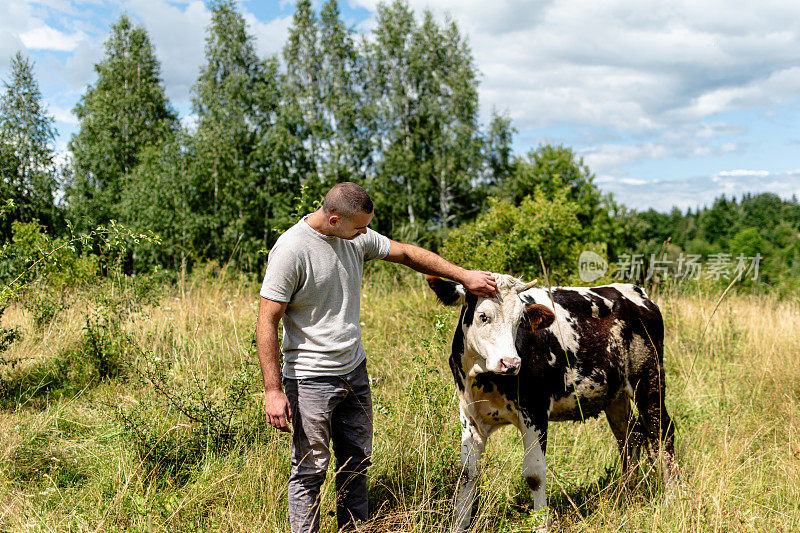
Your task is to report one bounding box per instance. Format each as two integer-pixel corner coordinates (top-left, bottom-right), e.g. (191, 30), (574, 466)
(331, 210), (374, 240)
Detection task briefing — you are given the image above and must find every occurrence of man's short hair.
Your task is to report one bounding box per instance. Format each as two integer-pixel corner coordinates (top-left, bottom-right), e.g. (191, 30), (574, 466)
(322, 182), (374, 219)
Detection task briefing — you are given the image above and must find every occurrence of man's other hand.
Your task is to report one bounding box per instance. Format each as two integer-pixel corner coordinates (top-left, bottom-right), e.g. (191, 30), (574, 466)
(462, 270), (497, 298)
(264, 389), (292, 432)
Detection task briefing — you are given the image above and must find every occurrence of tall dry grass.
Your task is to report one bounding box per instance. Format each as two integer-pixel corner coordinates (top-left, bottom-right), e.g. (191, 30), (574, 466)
(0, 269), (797, 531)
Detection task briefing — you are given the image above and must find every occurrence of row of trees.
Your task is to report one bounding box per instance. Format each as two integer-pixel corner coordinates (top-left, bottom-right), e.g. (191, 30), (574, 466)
(1, 0), (798, 292)
(3, 0), (526, 272)
(624, 193), (800, 290)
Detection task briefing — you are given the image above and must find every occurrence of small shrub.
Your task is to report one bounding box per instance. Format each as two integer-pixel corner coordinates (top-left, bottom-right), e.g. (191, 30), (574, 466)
(21, 283), (69, 329)
(83, 311), (127, 380)
(0, 306), (20, 353)
(0, 311), (132, 407)
(0, 350), (74, 406)
(117, 355), (267, 484)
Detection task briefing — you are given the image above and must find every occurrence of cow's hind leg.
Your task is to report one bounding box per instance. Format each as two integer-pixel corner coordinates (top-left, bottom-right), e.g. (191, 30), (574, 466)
(605, 393), (644, 487)
(521, 421), (549, 532)
(453, 410), (486, 533)
(635, 362), (677, 485)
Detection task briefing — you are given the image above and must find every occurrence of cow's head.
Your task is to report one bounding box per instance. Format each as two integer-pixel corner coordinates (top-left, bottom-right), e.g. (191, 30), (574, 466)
(426, 274), (555, 376)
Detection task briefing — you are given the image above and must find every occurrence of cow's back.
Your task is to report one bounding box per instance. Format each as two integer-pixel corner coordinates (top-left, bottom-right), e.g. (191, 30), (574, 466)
(514, 283), (664, 423)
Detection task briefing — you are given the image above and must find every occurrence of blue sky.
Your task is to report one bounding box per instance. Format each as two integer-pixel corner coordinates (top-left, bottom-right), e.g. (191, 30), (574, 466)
(2, 0), (799, 212)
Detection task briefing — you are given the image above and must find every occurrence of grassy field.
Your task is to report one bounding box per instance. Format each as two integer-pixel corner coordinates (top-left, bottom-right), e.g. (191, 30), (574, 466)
(0, 267), (798, 532)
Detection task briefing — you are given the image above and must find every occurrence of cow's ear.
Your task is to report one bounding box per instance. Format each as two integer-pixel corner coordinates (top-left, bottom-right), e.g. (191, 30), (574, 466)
(425, 275), (466, 306)
(522, 303), (555, 330)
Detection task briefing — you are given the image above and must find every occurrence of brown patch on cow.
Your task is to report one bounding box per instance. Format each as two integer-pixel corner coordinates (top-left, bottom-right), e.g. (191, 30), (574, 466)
(522, 303), (555, 331)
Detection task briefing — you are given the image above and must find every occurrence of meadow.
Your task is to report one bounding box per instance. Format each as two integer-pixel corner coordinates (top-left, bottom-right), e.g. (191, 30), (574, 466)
(0, 266), (798, 532)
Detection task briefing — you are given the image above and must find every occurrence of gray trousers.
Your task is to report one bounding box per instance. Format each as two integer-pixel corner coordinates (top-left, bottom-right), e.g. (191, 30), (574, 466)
(283, 360), (372, 533)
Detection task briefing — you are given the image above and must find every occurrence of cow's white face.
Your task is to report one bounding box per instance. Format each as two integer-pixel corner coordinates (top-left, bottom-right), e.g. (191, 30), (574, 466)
(427, 274), (555, 376)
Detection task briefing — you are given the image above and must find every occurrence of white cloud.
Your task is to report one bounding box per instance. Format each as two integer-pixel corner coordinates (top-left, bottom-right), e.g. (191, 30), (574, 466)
(348, 0), (800, 137)
(122, 0), (210, 106)
(582, 143), (670, 172)
(244, 12), (292, 59)
(20, 24), (86, 51)
(50, 103), (76, 125)
(717, 169), (770, 178)
(0, 31), (25, 69)
(580, 139), (742, 173)
(618, 178), (647, 186)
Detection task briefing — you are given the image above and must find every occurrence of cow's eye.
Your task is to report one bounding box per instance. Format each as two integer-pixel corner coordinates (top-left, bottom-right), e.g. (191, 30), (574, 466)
(478, 312), (489, 323)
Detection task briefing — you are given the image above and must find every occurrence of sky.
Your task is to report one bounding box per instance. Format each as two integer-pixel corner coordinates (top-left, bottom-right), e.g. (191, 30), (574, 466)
(1, 0), (799, 213)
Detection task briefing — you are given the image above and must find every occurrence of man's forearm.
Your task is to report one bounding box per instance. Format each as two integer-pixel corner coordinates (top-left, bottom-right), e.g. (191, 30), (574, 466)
(256, 316), (283, 393)
(397, 243), (467, 283)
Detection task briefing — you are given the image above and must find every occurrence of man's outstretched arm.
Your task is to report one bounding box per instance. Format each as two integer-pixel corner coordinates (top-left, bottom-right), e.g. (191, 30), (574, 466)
(256, 297), (292, 432)
(383, 240), (496, 297)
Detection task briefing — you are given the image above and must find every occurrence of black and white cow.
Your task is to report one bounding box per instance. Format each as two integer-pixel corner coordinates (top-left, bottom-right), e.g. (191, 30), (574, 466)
(426, 274), (676, 531)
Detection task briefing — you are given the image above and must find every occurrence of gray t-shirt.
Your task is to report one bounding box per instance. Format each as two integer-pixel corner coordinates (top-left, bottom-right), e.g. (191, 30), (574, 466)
(260, 216), (391, 378)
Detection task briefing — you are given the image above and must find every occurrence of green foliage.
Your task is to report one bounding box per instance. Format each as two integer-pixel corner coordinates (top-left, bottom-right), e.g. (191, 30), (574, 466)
(21, 282), (68, 329)
(68, 14), (178, 228)
(118, 354), (266, 484)
(119, 132), (196, 271)
(0, 306), (20, 354)
(442, 188), (582, 281)
(192, 0), (290, 269)
(729, 227), (763, 257)
(0, 52), (60, 237)
(484, 110), (516, 190)
(283, 0), (372, 185)
(0, 219), (158, 308)
(621, 193), (800, 291)
(83, 311), (127, 381)
(503, 144), (606, 238)
(0, 221), (97, 305)
(366, 1), (485, 241)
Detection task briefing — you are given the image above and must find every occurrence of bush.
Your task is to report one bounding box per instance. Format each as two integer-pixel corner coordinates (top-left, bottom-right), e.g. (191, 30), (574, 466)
(0, 306), (20, 353)
(442, 188), (582, 282)
(117, 353), (268, 484)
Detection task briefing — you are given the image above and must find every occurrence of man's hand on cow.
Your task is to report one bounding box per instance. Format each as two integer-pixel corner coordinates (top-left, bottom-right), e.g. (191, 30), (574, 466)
(461, 270), (497, 298)
(264, 389), (292, 432)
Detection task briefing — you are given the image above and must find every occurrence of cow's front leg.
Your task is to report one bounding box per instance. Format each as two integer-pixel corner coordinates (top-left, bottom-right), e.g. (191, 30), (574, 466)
(521, 420), (549, 531)
(453, 410), (486, 532)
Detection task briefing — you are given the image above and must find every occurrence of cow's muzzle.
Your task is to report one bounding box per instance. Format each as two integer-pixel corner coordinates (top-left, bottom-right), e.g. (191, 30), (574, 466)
(498, 357), (521, 375)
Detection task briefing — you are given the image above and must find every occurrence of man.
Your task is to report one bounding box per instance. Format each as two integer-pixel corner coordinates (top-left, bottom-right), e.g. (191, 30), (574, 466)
(257, 182), (495, 532)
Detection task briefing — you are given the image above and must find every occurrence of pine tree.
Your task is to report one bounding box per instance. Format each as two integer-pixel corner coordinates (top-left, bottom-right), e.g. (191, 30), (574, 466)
(68, 14), (177, 228)
(0, 51), (59, 237)
(192, 0), (287, 264)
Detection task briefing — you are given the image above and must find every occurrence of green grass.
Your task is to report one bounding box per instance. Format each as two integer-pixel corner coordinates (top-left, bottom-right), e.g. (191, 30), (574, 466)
(0, 269), (798, 531)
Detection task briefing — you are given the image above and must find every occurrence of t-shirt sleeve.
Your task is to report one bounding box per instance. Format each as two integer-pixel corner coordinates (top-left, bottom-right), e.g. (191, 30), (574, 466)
(260, 243), (301, 302)
(360, 228), (391, 262)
